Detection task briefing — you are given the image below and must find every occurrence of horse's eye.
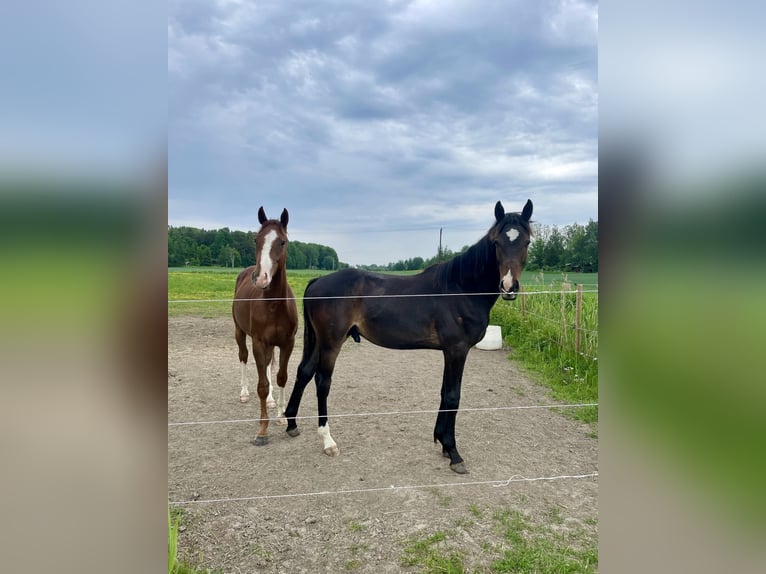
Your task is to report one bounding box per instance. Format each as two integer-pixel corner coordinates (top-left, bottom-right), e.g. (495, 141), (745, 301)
(280, 240), (286, 247)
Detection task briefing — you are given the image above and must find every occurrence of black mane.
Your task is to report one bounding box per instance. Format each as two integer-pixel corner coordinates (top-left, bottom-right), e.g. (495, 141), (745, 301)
(429, 212), (530, 293)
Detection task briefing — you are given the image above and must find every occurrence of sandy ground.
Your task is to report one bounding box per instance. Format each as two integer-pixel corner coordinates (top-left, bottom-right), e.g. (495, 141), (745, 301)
(168, 316), (598, 573)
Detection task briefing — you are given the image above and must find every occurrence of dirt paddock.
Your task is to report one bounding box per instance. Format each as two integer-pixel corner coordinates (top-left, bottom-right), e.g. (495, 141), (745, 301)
(168, 316), (598, 573)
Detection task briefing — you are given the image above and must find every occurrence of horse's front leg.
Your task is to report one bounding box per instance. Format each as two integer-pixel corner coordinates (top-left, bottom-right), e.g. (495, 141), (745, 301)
(265, 354), (276, 409)
(252, 345), (275, 446)
(434, 345), (468, 473)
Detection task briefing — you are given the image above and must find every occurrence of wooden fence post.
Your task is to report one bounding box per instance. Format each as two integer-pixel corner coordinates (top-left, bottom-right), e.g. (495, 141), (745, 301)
(560, 287), (566, 346)
(575, 284), (583, 354)
(520, 285), (525, 320)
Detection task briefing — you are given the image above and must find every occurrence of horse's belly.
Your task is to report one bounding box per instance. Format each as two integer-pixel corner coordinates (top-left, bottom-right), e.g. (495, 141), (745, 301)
(357, 320), (440, 350)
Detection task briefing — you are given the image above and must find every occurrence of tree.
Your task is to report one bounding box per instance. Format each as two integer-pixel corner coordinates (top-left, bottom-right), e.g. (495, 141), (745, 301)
(197, 244), (212, 266)
(564, 223), (587, 271)
(542, 227), (565, 270)
(320, 255), (335, 270)
(218, 245), (241, 268)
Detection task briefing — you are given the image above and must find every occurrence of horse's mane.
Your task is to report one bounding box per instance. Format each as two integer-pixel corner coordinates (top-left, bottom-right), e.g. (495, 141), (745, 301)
(427, 212), (531, 292)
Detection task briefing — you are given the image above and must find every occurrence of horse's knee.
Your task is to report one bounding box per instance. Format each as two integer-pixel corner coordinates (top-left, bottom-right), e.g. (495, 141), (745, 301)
(256, 380), (270, 399)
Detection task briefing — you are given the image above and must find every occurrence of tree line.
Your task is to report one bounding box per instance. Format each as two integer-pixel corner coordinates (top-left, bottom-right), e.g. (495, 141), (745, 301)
(168, 226), (344, 270)
(168, 219), (597, 273)
(526, 220), (598, 272)
(360, 220), (598, 273)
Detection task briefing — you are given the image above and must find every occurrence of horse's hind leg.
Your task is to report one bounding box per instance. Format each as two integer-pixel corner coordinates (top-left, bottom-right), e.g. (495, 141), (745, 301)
(315, 348), (340, 457)
(433, 346), (469, 474)
(235, 325), (250, 403)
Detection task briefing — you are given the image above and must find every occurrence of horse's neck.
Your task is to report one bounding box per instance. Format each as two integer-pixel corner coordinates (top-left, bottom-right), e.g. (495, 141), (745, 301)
(267, 266), (290, 298)
(449, 237), (499, 294)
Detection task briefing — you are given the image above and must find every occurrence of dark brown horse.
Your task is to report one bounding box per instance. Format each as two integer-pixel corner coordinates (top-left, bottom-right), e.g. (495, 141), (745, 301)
(233, 207), (298, 445)
(284, 200), (533, 473)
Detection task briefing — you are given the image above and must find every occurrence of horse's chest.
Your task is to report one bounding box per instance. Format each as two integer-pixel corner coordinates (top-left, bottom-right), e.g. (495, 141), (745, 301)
(250, 304), (296, 341)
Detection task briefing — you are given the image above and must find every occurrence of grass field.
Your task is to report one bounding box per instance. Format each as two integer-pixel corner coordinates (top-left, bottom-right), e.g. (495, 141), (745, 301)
(168, 268), (329, 317)
(167, 267), (596, 317)
(491, 271), (599, 425)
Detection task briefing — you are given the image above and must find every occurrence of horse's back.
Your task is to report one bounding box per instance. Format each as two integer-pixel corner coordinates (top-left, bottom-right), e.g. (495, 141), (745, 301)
(303, 268), (443, 349)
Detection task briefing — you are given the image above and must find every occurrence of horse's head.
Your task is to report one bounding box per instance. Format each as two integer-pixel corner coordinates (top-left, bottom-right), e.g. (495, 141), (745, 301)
(252, 206), (289, 289)
(489, 199), (533, 301)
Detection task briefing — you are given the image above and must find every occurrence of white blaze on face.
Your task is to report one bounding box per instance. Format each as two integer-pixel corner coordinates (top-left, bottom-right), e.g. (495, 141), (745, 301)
(506, 228), (520, 242)
(502, 270), (514, 292)
(255, 230), (278, 288)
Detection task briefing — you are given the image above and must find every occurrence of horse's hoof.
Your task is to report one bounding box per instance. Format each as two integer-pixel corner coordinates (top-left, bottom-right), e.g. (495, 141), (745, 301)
(266, 399), (276, 409)
(240, 395), (250, 403)
(324, 445), (339, 457)
(450, 462), (467, 474)
(275, 417), (287, 426)
(286, 427), (301, 437)
(252, 436), (269, 446)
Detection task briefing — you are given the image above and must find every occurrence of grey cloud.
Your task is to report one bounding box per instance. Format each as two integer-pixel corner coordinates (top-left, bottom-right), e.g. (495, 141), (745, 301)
(169, 0), (597, 265)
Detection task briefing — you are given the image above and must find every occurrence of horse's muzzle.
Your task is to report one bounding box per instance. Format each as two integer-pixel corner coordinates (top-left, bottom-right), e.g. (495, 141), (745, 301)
(252, 271), (271, 290)
(500, 278), (519, 301)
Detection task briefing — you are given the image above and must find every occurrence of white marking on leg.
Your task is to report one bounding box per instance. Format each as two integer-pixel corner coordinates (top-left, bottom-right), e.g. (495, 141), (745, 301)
(275, 386), (287, 425)
(318, 424), (339, 456)
(506, 228), (519, 242)
(266, 358), (276, 408)
(239, 362), (249, 402)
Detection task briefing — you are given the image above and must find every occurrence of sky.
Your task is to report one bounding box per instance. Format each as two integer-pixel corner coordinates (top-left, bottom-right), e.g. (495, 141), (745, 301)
(169, 0), (598, 266)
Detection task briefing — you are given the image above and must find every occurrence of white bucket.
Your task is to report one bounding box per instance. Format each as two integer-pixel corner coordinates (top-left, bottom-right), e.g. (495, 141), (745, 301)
(475, 325), (502, 350)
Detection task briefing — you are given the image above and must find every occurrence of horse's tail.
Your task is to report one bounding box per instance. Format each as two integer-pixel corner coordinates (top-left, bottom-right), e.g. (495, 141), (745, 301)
(297, 278), (321, 380)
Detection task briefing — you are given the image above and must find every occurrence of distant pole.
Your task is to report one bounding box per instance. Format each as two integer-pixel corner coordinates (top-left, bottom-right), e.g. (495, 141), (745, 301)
(575, 284), (583, 354)
(439, 228), (443, 259)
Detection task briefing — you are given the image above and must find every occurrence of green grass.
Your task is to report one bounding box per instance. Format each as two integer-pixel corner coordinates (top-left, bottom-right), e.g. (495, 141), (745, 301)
(168, 507), (179, 574)
(490, 271), (598, 424)
(399, 509), (598, 574)
(347, 521), (365, 533)
(168, 267), (328, 317)
(168, 506), (222, 574)
(401, 531), (464, 572)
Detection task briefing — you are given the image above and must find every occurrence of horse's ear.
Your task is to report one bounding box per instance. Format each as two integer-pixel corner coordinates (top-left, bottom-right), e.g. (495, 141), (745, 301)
(521, 199), (533, 222)
(280, 208), (289, 228)
(258, 206), (267, 225)
(494, 201), (505, 222)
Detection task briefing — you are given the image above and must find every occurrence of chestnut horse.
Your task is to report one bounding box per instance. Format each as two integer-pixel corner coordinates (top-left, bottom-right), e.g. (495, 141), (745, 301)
(284, 200), (533, 473)
(232, 207), (298, 445)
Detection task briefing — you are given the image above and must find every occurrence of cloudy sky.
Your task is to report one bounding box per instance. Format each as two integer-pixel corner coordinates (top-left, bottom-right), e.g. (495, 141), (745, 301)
(169, 0), (597, 265)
